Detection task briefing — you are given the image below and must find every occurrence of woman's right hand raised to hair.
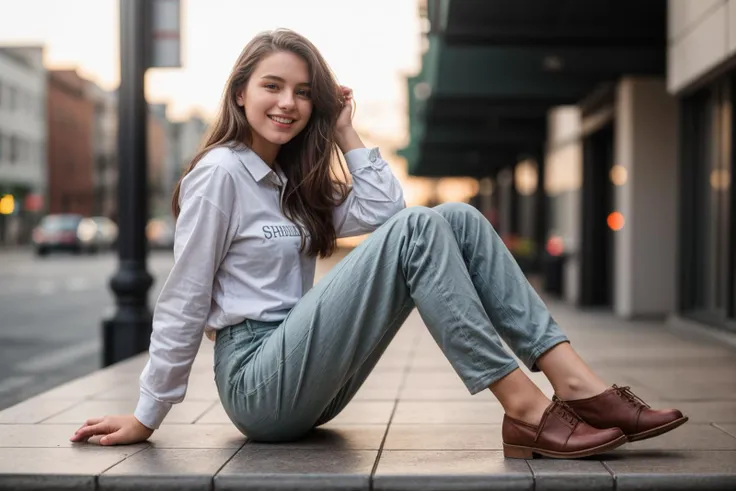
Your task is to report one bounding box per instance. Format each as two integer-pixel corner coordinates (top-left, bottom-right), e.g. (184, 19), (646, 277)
(69, 414), (154, 446)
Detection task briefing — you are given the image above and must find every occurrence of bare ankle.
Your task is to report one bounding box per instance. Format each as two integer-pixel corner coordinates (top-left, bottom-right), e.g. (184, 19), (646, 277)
(504, 397), (550, 427)
(555, 376), (609, 400)
(488, 368), (552, 426)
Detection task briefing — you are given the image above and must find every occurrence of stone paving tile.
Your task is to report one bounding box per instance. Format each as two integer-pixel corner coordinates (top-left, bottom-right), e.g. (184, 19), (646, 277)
(99, 448), (239, 491)
(403, 369), (468, 389)
(350, 384), (401, 401)
(620, 423), (736, 451)
(90, 374), (219, 402)
(393, 400), (505, 425)
(715, 423), (736, 438)
(41, 400), (216, 425)
(0, 446), (146, 491)
(194, 404), (231, 425)
(196, 401), (395, 426)
(318, 401), (396, 425)
(147, 424), (246, 449)
(398, 385), (496, 401)
(527, 460), (613, 491)
(571, 344), (736, 367)
(384, 424), (502, 450)
(2, 294), (736, 490)
(602, 450), (736, 490)
(215, 446), (377, 490)
(0, 396), (80, 424)
(0, 424), (145, 448)
(33, 370), (140, 400)
(638, 401), (736, 423)
(246, 425), (386, 450)
(110, 349), (215, 374)
(373, 450), (533, 491)
(616, 366), (736, 401)
(359, 369), (406, 391)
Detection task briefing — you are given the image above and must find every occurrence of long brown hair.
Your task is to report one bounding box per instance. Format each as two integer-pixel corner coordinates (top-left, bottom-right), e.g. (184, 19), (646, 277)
(172, 28), (350, 258)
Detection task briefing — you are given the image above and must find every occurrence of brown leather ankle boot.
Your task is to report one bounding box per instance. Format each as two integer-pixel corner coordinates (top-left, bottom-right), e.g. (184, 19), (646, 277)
(502, 400), (627, 459)
(554, 385), (688, 442)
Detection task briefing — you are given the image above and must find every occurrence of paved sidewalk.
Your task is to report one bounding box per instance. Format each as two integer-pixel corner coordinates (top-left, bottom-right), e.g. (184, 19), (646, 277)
(1, 254), (735, 490)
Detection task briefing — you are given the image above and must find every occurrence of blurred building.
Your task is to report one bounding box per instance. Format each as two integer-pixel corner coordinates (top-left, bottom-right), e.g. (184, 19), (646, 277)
(88, 84), (117, 220)
(148, 103), (174, 218)
(47, 69), (95, 217)
(169, 113), (209, 207)
(402, 0), (735, 332)
(0, 46), (47, 246)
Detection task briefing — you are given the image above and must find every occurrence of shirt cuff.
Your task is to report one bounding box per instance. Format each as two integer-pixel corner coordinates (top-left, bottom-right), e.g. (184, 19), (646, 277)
(134, 390), (172, 430)
(344, 147), (383, 173)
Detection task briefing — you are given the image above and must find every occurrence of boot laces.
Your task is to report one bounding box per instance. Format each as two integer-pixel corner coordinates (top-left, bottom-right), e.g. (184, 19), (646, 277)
(553, 399), (581, 426)
(613, 384), (650, 409)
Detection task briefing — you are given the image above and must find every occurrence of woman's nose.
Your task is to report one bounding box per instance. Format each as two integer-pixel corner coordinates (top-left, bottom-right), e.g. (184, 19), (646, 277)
(278, 94), (296, 109)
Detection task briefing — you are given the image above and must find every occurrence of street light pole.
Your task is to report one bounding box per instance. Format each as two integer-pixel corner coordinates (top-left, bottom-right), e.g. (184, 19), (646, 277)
(103, 0), (153, 366)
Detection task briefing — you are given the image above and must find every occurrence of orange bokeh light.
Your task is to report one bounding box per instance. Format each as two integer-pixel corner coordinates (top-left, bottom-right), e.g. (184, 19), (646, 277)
(607, 212), (625, 231)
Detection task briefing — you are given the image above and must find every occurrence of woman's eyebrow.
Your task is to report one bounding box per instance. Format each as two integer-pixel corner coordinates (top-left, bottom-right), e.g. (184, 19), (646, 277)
(261, 75), (311, 87)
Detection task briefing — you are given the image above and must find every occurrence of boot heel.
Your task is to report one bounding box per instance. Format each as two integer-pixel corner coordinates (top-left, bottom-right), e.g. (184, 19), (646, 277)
(503, 443), (534, 459)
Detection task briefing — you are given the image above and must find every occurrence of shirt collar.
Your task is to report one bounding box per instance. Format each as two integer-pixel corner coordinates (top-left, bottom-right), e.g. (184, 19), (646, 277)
(233, 144), (288, 186)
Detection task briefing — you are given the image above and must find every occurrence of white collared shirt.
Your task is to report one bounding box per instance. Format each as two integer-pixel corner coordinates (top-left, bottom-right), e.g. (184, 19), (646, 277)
(135, 144), (405, 429)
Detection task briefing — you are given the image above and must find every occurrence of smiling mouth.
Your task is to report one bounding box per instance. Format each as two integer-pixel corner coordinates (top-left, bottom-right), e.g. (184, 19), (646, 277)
(268, 115), (295, 125)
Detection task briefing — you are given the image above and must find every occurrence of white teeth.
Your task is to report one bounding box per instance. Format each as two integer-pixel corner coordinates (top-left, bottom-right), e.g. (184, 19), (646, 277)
(269, 116), (294, 124)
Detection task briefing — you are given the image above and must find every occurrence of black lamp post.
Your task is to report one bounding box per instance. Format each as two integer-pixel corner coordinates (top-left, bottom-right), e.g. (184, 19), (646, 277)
(102, 0), (153, 366)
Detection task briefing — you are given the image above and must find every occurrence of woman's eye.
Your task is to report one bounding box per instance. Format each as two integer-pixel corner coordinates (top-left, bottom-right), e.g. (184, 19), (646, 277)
(296, 89), (311, 98)
(264, 84), (278, 90)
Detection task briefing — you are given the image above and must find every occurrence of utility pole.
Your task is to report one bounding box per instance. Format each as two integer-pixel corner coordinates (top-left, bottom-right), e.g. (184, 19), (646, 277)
(103, 0), (181, 366)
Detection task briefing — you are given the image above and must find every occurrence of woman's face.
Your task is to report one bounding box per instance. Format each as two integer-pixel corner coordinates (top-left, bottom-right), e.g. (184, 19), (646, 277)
(237, 51), (313, 158)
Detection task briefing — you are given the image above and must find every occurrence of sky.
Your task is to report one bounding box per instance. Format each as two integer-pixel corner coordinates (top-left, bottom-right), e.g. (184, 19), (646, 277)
(0, 0), (482, 207)
(0, 0), (423, 143)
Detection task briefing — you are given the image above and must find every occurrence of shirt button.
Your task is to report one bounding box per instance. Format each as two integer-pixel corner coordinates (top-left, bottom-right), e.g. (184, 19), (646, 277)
(369, 148), (380, 163)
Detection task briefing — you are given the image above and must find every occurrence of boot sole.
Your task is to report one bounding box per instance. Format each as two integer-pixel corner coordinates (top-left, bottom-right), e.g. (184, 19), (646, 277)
(627, 416), (689, 442)
(503, 434), (627, 459)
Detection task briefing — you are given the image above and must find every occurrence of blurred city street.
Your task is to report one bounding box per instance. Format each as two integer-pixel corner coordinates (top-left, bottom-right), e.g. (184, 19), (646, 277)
(0, 249), (174, 410)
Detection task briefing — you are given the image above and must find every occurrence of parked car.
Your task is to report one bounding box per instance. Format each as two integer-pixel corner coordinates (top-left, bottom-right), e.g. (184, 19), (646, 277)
(32, 214), (98, 256)
(89, 216), (119, 251)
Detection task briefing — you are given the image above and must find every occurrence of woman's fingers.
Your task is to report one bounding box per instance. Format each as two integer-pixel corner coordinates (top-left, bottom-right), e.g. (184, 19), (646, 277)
(340, 85), (353, 100)
(70, 421), (112, 442)
(99, 428), (126, 446)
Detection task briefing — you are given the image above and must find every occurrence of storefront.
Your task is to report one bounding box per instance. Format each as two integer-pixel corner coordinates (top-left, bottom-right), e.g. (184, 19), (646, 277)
(679, 73), (736, 330)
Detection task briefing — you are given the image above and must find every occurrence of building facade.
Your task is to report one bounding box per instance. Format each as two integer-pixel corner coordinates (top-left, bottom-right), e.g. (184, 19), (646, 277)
(88, 84), (118, 219)
(0, 46), (47, 245)
(668, 0), (736, 329)
(148, 103), (174, 218)
(169, 113), (208, 195)
(403, 0), (735, 333)
(47, 69), (95, 217)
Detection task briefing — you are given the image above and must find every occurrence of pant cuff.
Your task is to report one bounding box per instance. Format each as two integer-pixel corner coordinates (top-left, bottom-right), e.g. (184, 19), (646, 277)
(465, 359), (520, 395)
(525, 335), (570, 372)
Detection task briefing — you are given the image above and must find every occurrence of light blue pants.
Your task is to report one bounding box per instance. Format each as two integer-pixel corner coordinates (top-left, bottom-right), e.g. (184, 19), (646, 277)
(214, 203), (568, 441)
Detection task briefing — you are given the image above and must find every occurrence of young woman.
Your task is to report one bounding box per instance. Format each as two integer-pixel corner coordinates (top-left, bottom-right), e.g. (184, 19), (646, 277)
(70, 29), (687, 459)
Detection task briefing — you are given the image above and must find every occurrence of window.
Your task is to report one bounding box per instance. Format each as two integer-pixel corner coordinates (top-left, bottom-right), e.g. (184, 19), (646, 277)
(680, 75), (736, 329)
(9, 135), (18, 164)
(8, 87), (16, 111)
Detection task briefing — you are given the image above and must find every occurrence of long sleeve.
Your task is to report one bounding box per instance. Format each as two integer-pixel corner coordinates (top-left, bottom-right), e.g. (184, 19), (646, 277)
(134, 163), (239, 430)
(333, 147), (406, 238)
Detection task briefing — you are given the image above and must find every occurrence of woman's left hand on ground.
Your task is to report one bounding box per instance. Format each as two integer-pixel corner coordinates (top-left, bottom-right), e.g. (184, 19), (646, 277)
(69, 414), (154, 446)
(336, 85), (354, 131)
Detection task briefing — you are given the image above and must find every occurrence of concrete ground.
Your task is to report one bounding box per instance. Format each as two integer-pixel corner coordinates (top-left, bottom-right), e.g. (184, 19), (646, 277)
(0, 251), (735, 490)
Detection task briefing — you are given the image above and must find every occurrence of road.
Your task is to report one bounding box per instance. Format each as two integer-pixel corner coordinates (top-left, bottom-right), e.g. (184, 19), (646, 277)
(0, 246), (351, 411)
(0, 248), (175, 411)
